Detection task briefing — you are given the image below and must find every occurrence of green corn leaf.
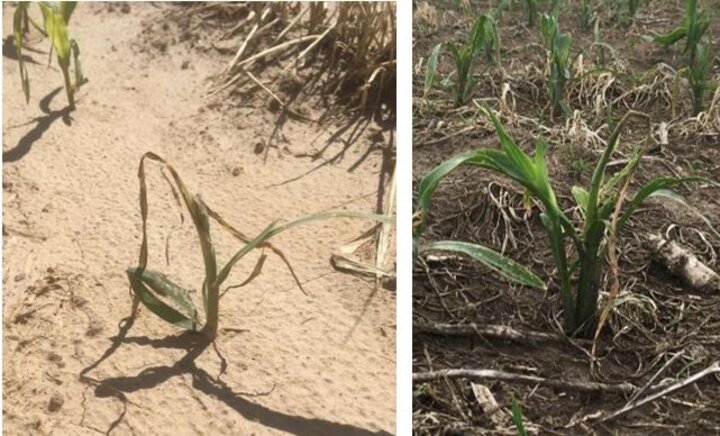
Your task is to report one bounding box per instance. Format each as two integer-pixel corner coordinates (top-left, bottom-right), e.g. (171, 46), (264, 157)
(417, 150), (478, 212)
(600, 147), (643, 200)
(424, 43), (442, 98)
(216, 210), (393, 288)
(59, 1), (77, 24)
(617, 177), (709, 233)
(572, 186), (589, 213)
(652, 26), (687, 47)
(50, 12), (71, 66)
(128, 267), (198, 317)
(485, 108), (536, 183)
(422, 240), (546, 289)
(646, 188), (720, 239)
(39, 3), (70, 65)
(215, 221), (278, 288)
(127, 268), (200, 331)
(415, 147), (527, 223)
(585, 114), (634, 232)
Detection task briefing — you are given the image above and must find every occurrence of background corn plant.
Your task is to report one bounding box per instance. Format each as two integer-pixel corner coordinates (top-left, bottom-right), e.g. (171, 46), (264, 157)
(128, 153), (392, 340)
(540, 8), (572, 118)
(525, 0), (538, 27)
(652, 0), (713, 115)
(448, 13), (500, 105)
(417, 107), (708, 337)
(423, 43), (442, 99)
(13, 1), (88, 108)
(687, 43), (715, 116)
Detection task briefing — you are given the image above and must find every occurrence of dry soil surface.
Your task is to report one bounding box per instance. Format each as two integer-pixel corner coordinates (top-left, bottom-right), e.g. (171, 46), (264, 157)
(3, 3), (395, 435)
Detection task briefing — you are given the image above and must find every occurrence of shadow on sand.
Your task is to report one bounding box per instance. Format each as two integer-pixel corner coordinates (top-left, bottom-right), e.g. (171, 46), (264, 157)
(79, 313), (391, 436)
(3, 87), (73, 163)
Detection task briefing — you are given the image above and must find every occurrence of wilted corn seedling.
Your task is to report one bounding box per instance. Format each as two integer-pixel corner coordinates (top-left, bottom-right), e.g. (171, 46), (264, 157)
(416, 107), (709, 337)
(540, 10), (572, 118)
(128, 153), (392, 340)
(13, 1), (88, 108)
(448, 13), (499, 105)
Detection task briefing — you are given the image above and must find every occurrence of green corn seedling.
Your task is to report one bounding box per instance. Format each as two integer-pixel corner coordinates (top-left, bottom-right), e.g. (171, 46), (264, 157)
(592, 20), (618, 67)
(652, 0), (709, 62)
(613, 0), (641, 26)
(525, 0), (538, 27)
(474, 13), (500, 66)
(687, 43), (715, 116)
(417, 107), (709, 337)
(541, 11), (572, 118)
(128, 153), (392, 340)
(652, 0), (712, 114)
(423, 43), (442, 99)
(580, 0), (594, 31)
(448, 13), (500, 105)
(13, 1), (87, 108)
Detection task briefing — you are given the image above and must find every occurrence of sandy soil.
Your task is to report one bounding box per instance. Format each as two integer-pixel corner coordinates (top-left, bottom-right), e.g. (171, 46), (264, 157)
(3, 3), (395, 435)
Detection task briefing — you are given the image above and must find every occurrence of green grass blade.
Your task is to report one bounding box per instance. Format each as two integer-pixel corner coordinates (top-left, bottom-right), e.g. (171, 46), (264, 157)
(511, 393), (528, 436)
(422, 240), (546, 289)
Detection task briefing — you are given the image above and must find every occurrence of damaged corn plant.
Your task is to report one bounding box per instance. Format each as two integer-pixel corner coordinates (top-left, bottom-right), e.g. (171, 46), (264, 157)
(128, 153), (391, 340)
(207, 2), (395, 113)
(416, 107), (708, 338)
(13, 1), (88, 108)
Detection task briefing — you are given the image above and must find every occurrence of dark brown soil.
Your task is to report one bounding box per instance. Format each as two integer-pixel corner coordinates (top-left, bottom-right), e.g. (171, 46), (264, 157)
(413, 1), (720, 434)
